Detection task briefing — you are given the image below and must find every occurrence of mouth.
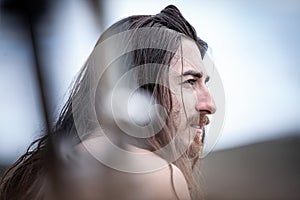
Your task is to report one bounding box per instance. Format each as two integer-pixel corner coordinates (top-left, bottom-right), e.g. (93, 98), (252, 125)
(190, 115), (210, 144)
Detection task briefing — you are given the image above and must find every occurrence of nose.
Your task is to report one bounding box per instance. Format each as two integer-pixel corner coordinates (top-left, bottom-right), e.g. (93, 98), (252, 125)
(195, 85), (216, 114)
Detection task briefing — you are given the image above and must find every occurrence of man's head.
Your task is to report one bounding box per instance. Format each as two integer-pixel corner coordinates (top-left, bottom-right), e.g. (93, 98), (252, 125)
(78, 5), (216, 157)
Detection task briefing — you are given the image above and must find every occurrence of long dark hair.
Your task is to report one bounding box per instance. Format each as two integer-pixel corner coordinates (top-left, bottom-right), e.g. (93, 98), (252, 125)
(0, 5), (208, 200)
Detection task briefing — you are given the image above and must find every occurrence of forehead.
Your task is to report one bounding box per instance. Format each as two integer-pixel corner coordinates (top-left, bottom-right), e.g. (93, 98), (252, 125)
(170, 37), (207, 76)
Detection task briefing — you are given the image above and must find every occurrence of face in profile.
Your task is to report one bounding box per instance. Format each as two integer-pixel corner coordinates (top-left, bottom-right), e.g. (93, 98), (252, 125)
(169, 37), (216, 152)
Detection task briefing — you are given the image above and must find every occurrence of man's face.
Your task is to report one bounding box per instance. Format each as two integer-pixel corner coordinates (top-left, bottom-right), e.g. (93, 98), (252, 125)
(168, 37), (216, 149)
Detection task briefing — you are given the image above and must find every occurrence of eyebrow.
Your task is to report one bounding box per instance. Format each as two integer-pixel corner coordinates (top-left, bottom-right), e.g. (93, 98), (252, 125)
(181, 70), (210, 82)
(182, 70), (202, 78)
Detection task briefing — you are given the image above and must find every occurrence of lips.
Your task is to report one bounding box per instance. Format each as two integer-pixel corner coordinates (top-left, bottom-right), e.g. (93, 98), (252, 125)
(190, 115), (209, 128)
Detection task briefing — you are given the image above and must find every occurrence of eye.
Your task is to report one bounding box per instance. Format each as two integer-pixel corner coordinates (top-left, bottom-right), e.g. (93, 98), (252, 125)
(183, 79), (197, 86)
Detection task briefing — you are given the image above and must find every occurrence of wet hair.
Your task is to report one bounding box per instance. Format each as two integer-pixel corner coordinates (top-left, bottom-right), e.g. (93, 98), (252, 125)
(0, 5), (208, 200)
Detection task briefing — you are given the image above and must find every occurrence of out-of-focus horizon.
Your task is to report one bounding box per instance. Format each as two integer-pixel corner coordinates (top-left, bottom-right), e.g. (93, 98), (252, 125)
(0, 0), (300, 165)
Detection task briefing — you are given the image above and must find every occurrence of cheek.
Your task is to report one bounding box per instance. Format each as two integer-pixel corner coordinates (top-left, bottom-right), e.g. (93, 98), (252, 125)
(170, 92), (181, 128)
(182, 91), (197, 112)
(170, 90), (196, 125)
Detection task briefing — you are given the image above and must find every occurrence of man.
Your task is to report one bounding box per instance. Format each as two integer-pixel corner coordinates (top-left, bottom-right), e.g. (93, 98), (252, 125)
(0, 5), (217, 200)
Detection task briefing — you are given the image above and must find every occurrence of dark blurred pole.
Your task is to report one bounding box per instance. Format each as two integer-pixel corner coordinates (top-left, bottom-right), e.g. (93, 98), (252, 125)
(0, 0), (63, 199)
(1, 0), (105, 198)
(86, 0), (105, 31)
(1, 0), (52, 134)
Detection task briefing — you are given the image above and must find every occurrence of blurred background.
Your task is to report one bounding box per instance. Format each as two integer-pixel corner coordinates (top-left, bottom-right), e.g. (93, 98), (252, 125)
(0, 0), (299, 199)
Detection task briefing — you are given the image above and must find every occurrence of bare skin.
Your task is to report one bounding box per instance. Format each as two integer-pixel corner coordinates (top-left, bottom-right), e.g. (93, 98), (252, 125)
(70, 136), (191, 200)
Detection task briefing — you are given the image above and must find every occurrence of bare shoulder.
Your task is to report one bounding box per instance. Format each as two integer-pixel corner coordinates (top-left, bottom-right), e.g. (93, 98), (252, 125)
(74, 138), (191, 199)
(141, 163), (191, 200)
